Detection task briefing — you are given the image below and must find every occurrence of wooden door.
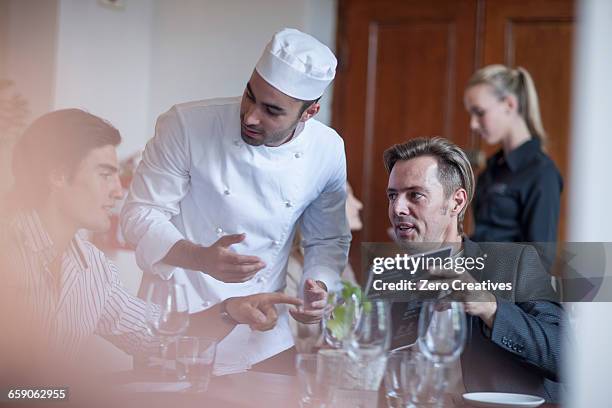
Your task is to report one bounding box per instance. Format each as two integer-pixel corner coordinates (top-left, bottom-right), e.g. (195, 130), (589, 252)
(480, 0), (574, 242)
(333, 0), (478, 277)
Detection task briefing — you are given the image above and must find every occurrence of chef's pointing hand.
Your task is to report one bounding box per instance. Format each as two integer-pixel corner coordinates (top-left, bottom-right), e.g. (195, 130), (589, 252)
(199, 233), (266, 283)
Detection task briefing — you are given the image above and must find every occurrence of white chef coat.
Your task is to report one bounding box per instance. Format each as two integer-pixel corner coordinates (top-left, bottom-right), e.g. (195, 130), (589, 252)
(120, 97), (351, 368)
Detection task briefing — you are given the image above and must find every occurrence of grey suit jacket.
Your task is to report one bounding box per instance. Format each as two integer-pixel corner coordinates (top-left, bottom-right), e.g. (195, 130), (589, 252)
(460, 238), (562, 402)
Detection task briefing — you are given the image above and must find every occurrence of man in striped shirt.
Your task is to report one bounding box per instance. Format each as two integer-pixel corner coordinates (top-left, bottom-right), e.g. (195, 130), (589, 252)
(0, 109), (301, 380)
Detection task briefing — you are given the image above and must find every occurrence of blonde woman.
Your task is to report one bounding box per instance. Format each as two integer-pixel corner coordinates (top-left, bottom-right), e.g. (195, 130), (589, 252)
(464, 65), (562, 243)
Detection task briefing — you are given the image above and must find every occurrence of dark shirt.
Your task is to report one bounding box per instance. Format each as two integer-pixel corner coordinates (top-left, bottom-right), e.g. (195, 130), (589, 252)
(472, 138), (563, 243)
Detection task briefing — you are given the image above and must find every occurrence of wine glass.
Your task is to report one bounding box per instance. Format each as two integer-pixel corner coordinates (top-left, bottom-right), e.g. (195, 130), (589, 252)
(417, 300), (466, 364)
(145, 280), (190, 376)
(384, 348), (413, 408)
(346, 299), (391, 359)
(342, 300), (391, 392)
(416, 300), (466, 406)
(295, 353), (327, 408)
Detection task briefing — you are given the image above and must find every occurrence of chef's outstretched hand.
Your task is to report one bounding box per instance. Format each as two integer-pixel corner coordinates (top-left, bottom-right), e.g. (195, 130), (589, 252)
(199, 233), (266, 283)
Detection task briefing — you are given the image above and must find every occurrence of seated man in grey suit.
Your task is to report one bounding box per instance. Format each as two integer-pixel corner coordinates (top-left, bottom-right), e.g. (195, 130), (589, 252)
(383, 137), (562, 402)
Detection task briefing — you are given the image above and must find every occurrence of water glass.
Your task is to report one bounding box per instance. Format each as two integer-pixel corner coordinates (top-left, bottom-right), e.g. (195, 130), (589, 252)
(322, 291), (361, 348)
(406, 350), (446, 407)
(175, 336), (217, 393)
(296, 353), (326, 408)
(346, 299), (391, 360)
(384, 349), (412, 408)
(417, 301), (466, 364)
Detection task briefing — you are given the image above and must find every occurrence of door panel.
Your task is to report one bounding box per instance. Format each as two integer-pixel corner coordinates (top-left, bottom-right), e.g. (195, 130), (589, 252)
(334, 0), (477, 248)
(482, 0), (574, 240)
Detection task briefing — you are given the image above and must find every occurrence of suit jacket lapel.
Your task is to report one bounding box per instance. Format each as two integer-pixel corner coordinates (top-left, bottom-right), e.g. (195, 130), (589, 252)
(463, 237), (485, 283)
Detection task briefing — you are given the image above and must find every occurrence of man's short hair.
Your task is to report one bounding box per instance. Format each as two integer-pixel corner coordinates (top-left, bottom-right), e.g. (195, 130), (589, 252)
(298, 97), (320, 116)
(383, 137), (474, 234)
(9, 109), (121, 209)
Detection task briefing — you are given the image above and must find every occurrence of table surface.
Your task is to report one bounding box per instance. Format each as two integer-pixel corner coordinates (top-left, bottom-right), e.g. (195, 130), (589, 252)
(102, 369), (560, 408)
(105, 369), (297, 408)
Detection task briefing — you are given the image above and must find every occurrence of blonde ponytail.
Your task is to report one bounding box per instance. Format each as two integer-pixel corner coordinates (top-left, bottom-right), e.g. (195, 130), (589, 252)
(515, 67), (547, 144)
(467, 64), (547, 147)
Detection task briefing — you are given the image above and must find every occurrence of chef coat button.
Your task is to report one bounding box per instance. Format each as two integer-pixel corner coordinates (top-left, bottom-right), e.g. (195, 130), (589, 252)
(215, 227), (224, 235)
(233, 140), (241, 147)
(285, 200), (293, 208)
(294, 152), (302, 158)
(257, 276), (267, 284)
(224, 189), (230, 195)
(202, 300), (212, 308)
(273, 240), (280, 247)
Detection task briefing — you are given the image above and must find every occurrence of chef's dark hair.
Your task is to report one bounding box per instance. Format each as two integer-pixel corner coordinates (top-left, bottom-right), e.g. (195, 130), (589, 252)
(8, 109), (121, 210)
(383, 137), (474, 235)
(298, 97), (320, 115)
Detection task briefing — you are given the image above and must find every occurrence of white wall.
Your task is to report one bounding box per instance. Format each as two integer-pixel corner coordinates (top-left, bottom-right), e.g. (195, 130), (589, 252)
(4, 0), (58, 122)
(304, 0), (337, 126)
(147, 0), (337, 139)
(54, 0), (154, 158)
(566, 1), (612, 407)
(3, 0), (338, 158)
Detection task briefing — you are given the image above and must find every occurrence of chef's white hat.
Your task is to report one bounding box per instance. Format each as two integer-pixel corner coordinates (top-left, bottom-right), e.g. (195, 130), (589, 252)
(255, 28), (337, 101)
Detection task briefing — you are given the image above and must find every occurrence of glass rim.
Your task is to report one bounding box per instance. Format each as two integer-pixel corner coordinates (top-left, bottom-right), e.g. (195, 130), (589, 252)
(295, 352), (318, 358)
(175, 335), (218, 343)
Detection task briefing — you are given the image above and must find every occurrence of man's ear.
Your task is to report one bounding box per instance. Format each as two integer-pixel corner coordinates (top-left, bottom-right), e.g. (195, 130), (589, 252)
(450, 188), (468, 216)
(299, 102), (320, 122)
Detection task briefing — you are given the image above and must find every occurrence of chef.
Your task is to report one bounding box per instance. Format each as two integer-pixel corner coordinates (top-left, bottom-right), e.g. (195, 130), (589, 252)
(120, 28), (350, 372)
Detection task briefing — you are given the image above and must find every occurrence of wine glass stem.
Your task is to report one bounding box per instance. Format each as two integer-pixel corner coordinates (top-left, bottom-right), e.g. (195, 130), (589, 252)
(160, 337), (170, 378)
(434, 362), (448, 408)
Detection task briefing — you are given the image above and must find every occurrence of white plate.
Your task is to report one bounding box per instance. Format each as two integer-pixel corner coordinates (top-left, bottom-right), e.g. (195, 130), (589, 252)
(462, 392), (545, 408)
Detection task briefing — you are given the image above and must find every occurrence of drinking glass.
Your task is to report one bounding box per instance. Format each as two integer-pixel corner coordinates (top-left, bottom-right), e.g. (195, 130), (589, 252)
(145, 280), (190, 376)
(346, 299), (391, 360)
(322, 291), (361, 349)
(336, 300), (390, 393)
(407, 350), (446, 407)
(175, 336), (217, 392)
(296, 353), (326, 408)
(417, 300), (466, 364)
(384, 349), (412, 408)
(416, 300), (466, 407)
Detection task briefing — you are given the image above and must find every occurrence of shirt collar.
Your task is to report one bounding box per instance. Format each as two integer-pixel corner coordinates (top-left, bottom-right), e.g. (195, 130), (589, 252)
(503, 138), (541, 172)
(13, 210), (89, 270)
(70, 233), (90, 270)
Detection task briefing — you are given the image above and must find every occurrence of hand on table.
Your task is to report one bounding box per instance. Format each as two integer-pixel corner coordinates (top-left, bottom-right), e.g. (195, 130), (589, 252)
(225, 293), (302, 331)
(289, 279), (328, 324)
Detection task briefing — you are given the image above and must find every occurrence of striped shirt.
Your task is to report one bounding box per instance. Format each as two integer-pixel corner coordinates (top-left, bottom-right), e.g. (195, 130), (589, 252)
(0, 210), (157, 363)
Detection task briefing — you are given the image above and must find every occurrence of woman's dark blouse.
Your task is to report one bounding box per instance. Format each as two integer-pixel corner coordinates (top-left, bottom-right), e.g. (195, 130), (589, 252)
(472, 138), (563, 243)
